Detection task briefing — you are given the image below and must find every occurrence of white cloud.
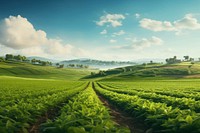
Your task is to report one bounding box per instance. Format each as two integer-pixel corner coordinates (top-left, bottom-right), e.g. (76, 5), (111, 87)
(96, 13), (125, 27)
(0, 15), (87, 59)
(140, 19), (175, 31)
(140, 14), (200, 34)
(0, 15), (47, 49)
(115, 36), (163, 50)
(20, 46), (47, 56)
(135, 13), (140, 18)
(113, 30), (125, 36)
(174, 14), (200, 30)
(110, 39), (117, 43)
(44, 39), (73, 55)
(100, 29), (107, 34)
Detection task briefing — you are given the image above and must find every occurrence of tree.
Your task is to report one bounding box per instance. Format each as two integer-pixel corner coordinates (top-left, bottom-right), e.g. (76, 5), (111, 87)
(41, 61), (47, 66)
(56, 63), (60, 67)
(91, 72), (95, 76)
(46, 61), (52, 66)
(166, 56), (181, 64)
(31, 59), (36, 64)
(173, 56), (177, 60)
(173, 56), (177, 62)
(165, 59), (169, 63)
(5, 54), (13, 60)
(14, 55), (22, 61)
(184, 56), (189, 61)
(59, 64), (64, 68)
(189, 58), (194, 61)
(69, 64), (75, 67)
(21, 56), (26, 61)
(99, 70), (106, 76)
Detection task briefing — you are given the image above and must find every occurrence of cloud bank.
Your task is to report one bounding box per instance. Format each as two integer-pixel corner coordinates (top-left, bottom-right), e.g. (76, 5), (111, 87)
(0, 15), (86, 58)
(0, 15), (47, 49)
(140, 14), (200, 34)
(116, 36), (163, 50)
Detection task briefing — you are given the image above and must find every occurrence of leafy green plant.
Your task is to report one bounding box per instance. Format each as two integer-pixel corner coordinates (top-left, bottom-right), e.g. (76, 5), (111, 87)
(41, 82), (130, 133)
(94, 82), (200, 133)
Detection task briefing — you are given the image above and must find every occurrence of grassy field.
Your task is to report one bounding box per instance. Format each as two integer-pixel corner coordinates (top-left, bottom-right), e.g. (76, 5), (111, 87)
(0, 61), (95, 80)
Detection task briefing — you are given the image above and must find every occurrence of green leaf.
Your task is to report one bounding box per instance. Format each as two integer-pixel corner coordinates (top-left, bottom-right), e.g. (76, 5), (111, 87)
(67, 127), (86, 133)
(22, 127), (28, 133)
(185, 115), (193, 124)
(6, 120), (13, 129)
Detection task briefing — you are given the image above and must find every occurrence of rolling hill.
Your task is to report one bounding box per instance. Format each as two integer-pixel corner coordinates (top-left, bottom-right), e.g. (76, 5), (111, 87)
(60, 59), (136, 69)
(0, 61), (95, 80)
(84, 62), (200, 81)
(27, 56), (59, 63)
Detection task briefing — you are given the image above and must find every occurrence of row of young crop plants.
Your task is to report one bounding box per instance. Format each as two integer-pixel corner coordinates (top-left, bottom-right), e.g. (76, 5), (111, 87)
(94, 82), (200, 133)
(102, 80), (200, 93)
(40, 82), (129, 133)
(98, 83), (200, 112)
(0, 79), (88, 133)
(102, 81), (200, 100)
(0, 79), (130, 133)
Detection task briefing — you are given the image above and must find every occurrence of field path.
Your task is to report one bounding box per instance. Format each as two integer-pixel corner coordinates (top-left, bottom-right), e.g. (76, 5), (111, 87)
(92, 82), (149, 133)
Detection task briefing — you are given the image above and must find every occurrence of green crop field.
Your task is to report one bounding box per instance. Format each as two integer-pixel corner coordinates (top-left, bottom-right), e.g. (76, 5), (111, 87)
(2, 1), (200, 132)
(0, 76), (87, 132)
(1, 76), (200, 132)
(0, 76), (129, 133)
(95, 81), (200, 132)
(1, 62), (200, 133)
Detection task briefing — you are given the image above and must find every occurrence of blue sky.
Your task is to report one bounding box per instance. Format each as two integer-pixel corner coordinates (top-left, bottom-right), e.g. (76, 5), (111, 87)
(0, 0), (200, 61)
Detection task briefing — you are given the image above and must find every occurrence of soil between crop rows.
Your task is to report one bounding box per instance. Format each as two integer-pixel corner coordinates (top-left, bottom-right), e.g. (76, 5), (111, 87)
(94, 87), (149, 133)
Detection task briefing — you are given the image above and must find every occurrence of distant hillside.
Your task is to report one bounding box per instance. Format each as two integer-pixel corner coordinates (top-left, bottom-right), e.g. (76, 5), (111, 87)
(132, 58), (165, 64)
(0, 61), (94, 80)
(60, 59), (136, 70)
(83, 62), (200, 81)
(27, 56), (59, 63)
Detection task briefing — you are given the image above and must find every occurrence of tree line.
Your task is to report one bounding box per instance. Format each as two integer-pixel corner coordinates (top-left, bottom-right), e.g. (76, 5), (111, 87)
(165, 56), (195, 64)
(0, 54), (52, 66)
(0, 54), (27, 62)
(67, 64), (89, 68)
(31, 58), (52, 66)
(54, 63), (89, 69)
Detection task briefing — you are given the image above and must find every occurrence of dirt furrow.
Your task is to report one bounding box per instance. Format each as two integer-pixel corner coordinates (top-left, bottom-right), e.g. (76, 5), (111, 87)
(93, 83), (149, 133)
